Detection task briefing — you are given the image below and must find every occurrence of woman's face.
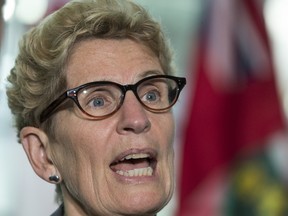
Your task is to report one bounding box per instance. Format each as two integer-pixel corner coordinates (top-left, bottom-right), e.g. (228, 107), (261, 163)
(51, 39), (175, 215)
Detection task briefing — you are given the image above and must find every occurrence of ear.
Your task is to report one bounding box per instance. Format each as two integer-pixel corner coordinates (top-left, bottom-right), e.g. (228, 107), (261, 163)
(20, 126), (61, 184)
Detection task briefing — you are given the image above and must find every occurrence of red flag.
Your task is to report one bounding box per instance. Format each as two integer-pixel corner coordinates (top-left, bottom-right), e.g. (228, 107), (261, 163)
(178, 0), (285, 215)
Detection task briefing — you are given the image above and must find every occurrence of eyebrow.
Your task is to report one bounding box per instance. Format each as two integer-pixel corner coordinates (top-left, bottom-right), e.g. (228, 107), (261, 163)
(137, 70), (164, 79)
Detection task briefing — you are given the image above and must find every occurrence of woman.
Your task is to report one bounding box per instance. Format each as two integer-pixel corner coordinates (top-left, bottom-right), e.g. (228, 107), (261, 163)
(6, 0), (186, 215)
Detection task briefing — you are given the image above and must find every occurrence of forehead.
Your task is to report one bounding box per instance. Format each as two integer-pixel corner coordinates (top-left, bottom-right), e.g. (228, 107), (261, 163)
(65, 39), (163, 87)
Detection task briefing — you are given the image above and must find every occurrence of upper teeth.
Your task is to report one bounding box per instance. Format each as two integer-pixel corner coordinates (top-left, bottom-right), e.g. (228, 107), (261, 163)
(121, 153), (150, 161)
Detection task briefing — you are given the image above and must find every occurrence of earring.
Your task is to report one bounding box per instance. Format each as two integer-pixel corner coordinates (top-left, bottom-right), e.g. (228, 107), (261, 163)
(49, 175), (60, 182)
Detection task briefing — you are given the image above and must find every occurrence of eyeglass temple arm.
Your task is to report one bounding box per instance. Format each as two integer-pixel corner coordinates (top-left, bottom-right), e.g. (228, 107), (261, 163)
(39, 92), (69, 123)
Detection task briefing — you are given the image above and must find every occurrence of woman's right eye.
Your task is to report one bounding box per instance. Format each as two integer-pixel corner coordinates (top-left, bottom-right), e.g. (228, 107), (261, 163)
(80, 87), (117, 111)
(86, 93), (113, 110)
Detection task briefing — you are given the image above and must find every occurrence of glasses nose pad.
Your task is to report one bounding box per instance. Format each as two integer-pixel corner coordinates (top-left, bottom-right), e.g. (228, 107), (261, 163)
(116, 90), (151, 134)
(121, 84), (141, 101)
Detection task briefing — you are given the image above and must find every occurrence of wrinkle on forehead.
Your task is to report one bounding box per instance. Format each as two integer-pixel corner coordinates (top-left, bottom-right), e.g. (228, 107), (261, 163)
(65, 39), (162, 88)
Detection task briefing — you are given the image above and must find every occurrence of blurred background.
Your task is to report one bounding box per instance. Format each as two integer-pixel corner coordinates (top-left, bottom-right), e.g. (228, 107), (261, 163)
(1, 0), (288, 215)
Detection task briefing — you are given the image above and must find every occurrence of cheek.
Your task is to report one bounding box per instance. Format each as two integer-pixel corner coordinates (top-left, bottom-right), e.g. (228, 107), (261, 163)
(150, 116), (175, 185)
(50, 116), (111, 186)
(154, 112), (175, 146)
(49, 119), (93, 181)
(49, 134), (80, 184)
(152, 113), (175, 180)
(161, 113), (175, 169)
(50, 127), (102, 204)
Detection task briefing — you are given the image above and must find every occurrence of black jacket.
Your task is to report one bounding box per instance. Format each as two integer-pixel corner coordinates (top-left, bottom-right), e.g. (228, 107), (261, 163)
(50, 204), (64, 216)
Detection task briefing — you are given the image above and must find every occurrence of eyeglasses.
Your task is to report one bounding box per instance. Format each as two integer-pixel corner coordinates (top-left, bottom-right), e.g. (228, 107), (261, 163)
(40, 75), (186, 123)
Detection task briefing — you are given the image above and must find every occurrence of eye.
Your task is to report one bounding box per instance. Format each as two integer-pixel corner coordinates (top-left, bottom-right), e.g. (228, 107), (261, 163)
(89, 97), (105, 107)
(86, 92), (113, 110)
(144, 91), (160, 102)
(81, 87), (115, 111)
(140, 88), (161, 104)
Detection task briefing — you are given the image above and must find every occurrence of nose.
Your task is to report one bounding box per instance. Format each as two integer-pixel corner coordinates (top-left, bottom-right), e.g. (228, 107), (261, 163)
(116, 91), (151, 134)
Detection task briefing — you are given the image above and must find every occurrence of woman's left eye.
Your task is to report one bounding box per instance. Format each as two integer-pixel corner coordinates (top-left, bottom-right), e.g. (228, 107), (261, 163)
(143, 91), (160, 102)
(91, 97), (105, 107)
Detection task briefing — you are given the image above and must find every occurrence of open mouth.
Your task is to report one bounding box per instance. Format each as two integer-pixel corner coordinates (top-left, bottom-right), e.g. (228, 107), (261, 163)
(110, 152), (157, 177)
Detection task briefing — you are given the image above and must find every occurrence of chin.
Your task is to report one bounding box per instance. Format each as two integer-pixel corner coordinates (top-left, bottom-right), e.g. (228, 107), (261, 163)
(116, 190), (171, 215)
(118, 203), (162, 216)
